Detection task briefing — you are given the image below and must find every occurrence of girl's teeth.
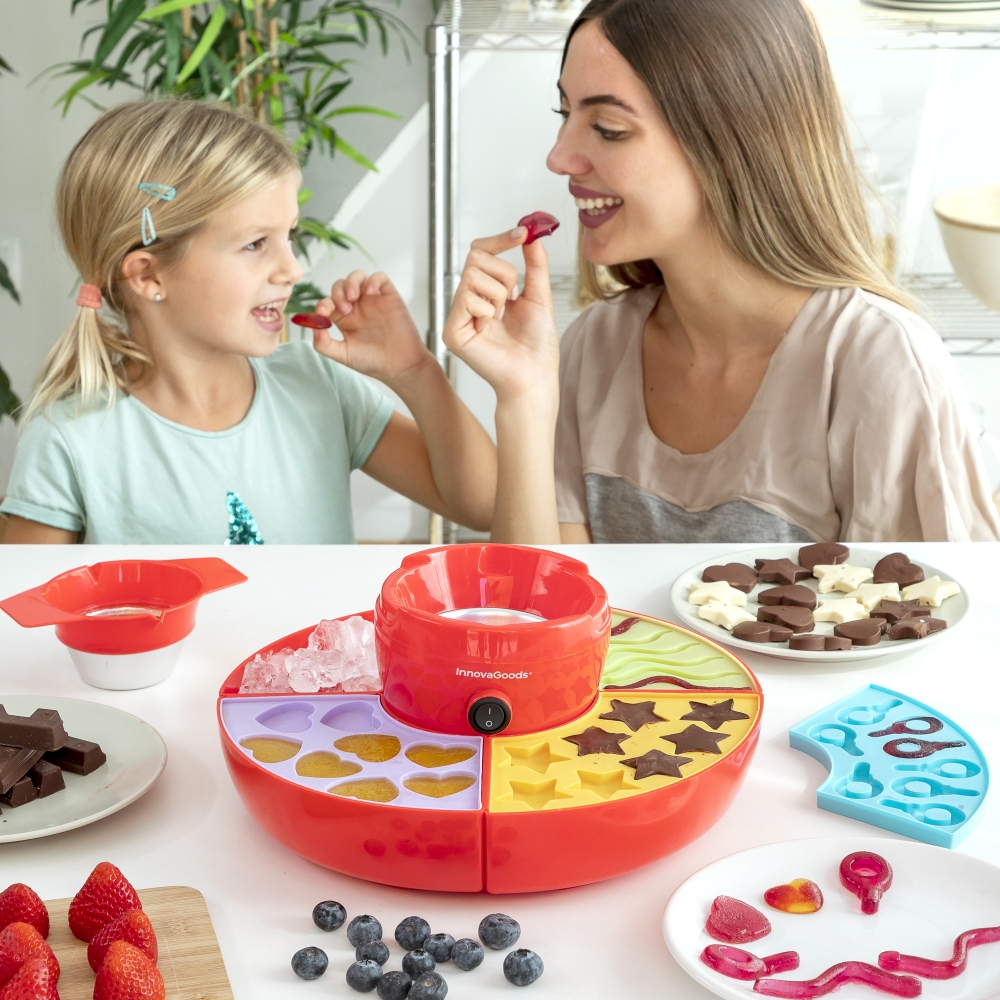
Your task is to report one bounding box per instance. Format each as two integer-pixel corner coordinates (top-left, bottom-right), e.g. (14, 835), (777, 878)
(574, 196), (623, 212)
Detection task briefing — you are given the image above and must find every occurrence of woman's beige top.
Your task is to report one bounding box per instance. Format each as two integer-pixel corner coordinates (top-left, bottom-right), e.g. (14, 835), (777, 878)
(555, 285), (1000, 543)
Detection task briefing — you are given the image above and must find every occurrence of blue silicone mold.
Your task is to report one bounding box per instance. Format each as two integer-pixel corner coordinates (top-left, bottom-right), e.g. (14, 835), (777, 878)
(789, 683), (988, 848)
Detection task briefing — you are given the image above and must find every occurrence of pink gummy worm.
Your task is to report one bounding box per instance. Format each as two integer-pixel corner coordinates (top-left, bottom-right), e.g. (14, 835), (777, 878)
(879, 925), (1000, 979)
(701, 945), (800, 981)
(753, 962), (922, 998)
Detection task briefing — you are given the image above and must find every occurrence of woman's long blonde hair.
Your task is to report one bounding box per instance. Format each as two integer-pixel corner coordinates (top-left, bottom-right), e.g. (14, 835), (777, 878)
(26, 99), (299, 420)
(571, 0), (909, 309)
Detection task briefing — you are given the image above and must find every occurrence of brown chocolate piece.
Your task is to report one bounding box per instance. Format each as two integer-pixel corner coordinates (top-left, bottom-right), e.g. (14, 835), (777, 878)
(913, 615), (947, 634)
(680, 699), (750, 730)
(870, 599), (924, 624)
(887, 619), (930, 640)
(0, 774), (39, 808)
(599, 699), (666, 732)
(833, 619), (886, 646)
(563, 727), (632, 756)
(798, 542), (849, 571)
(873, 552), (925, 587)
(0, 706), (68, 752)
(702, 563), (758, 593)
(43, 737), (107, 776)
(620, 749), (693, 779)
(757, 585), (817, 610)
(0, 746), (44, 795)
(732, 621), (793, 643)
(29, 759), (66, 797)
(754, 558), (811, 586)
(788, 634), (852, 651)
(757, 605), (814, 633)
(661, 725), (730, 754)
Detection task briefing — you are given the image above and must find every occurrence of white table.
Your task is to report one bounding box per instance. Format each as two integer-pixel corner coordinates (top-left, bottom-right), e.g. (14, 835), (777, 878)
(2, 543), (998, 999)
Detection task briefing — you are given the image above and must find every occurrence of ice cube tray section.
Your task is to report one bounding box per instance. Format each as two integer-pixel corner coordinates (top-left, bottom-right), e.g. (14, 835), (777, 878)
(600, 612), (757, 692)
(490, 690), (760, 812)
(789, 684), (988, 848)
(220, 695), (483, 811)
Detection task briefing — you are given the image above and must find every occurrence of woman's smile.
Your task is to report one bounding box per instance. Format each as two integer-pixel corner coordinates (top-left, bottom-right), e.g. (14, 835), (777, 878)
(571, 183), (624, 228)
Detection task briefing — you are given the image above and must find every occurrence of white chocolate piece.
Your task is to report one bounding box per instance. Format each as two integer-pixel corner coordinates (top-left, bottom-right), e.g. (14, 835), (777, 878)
(901, 575), (961, 607)
(697, 601), (756, 630)
(813, 563), (874, 594)
(844, 582), (901, 611)
(688, 580), (747, 607)
(814, 598), (869, 623)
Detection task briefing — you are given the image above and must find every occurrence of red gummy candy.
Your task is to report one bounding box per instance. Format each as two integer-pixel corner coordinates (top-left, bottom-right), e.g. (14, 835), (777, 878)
(290, 312), (333, 330)
(764, 879), (824, 914)
(840, 852), (892, 915)
(701, 945), (800, 980)
(706, 896), (772, 944)
(517, 211), (560, 244)
(879, 925), (1000, 979)
(753, 962), (922, 998)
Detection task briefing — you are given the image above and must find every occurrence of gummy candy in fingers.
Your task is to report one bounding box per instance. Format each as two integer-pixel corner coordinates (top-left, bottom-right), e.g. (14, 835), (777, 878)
(517, 212), (560, 244)
(291, 312), (333, 330)
(840, 852), (892, 914)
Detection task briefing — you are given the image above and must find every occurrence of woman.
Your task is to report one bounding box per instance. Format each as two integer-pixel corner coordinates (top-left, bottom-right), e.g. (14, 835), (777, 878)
(444, 0), (1000, 543)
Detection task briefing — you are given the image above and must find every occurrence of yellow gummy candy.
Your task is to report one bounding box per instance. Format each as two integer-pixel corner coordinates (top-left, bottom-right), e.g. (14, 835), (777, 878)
(330, 777), (399, 802)
(405, 744), (477, 768)
(295, 751), (363, 778)
(403, 775), (477, 798)
(240, 737), (300, 763)
(334, 734), (401, 762)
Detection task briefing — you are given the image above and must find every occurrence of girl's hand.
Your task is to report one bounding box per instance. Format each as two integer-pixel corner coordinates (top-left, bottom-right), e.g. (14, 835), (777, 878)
(443, 227), (560, 405)
(312, 271), (433, 389)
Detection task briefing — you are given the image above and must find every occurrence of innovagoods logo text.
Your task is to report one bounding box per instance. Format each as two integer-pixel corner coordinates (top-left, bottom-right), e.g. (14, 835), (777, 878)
(455, 668), (531, 680)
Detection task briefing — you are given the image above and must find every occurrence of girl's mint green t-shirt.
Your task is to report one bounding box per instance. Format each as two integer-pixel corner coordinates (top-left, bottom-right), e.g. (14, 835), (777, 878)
(0, 342), (393, 543)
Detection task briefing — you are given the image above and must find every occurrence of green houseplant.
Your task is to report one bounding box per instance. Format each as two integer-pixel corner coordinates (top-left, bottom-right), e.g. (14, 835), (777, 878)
(1, 53), (21, 419)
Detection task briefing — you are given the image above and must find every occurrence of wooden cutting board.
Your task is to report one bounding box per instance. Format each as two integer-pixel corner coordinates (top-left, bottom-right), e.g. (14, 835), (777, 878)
(44, 886), (234, 1000)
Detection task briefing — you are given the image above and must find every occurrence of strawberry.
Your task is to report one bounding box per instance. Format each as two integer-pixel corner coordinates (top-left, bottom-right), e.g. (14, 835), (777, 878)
(87, 910), (157, 973)
(0, 957), (58, 1000)
(67, 864), (141, 943)
(0, 923), (59, 989)
(0, 885), (49, 939)
(94, 941), (164, 1000)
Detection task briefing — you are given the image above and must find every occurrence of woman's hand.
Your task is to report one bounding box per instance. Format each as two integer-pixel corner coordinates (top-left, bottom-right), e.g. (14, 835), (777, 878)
(312, 271), (434, 392)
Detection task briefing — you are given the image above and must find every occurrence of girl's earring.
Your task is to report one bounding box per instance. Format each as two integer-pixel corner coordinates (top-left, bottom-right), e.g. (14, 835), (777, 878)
(154, 293), (162, 302)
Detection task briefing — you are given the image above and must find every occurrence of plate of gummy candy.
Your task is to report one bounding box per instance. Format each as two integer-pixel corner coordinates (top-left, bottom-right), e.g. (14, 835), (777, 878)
(663, 837), (1000, 1000)
(669, 544), (967, 662)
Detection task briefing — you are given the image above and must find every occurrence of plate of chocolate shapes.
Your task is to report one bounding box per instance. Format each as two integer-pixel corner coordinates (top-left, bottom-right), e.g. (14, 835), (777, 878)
(0, 696), (167, 843)
(663, 836), (1000, 1000)
(668, 544), (967, 662)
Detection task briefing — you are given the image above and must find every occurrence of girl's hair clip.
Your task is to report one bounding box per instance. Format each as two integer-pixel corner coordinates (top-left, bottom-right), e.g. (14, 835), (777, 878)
(138, 182), (176, 246)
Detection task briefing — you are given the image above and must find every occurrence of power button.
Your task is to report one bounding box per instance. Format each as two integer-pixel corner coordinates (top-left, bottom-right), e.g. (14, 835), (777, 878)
(468, 696), (511, 735)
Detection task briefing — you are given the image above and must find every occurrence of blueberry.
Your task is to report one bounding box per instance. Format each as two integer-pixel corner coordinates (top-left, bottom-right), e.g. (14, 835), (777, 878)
(450, 938), (484, 971)
(312, 900), (347, 932)
(346, 959), (383, 993)
(408, 971), (448, 1000)
(402, 949), (435, 978)
(478, 913), (520, 950)
(348, 915), (384, 948)
(376, 970), (412, 1000)
(395, 915), (431, 951)
(357, 940), (390, 966)
(503, 949), (543, 987)
(291, 946), (328, 980)
(423, 933), (455, 963)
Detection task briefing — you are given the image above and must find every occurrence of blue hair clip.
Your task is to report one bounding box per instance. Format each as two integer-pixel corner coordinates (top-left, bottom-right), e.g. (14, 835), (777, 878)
(138, 182), (176, 246)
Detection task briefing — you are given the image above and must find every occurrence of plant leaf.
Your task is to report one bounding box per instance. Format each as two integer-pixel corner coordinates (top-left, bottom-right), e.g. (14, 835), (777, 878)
(176, 2), (227, 85)
(0, 363), (21, 421)
(0, 54), (15, 74)
(334, 134), (377, 171)
(92, 0), (147, 67)
(0, 258), (20, 304)
(325, 104), (399, 120)
(140, 0), (205, 20)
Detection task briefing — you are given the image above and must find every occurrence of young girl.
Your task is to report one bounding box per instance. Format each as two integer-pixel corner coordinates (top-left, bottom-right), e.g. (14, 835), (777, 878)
(1, 100), (496, 544)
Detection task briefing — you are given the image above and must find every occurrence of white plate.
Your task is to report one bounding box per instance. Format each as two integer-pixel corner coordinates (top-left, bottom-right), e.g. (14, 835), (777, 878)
(864, 0), (1000, 10)
(0, 696), (167, 843)
(664, 837), (1000, 1000)
(669, 544), (967, 663)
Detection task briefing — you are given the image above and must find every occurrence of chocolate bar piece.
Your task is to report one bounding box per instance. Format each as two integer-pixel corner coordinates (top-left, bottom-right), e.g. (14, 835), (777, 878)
(0, 745), (44, 794)
(29, 759), (66, 798)
(0, 773), (40, 808)
(0, 706), (68, 751)
(44, 737), (106, 775)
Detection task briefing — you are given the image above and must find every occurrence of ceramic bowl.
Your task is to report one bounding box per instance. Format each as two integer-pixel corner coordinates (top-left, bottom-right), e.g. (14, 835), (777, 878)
(935, 185), (1000, 312)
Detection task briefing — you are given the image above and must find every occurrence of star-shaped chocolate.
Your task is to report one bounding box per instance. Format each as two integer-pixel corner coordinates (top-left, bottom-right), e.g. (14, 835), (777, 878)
(661, 725), (731, 754)
(754, 558), (810, 586)
(870, 599), (924, 624)
(620, 749), (693, 779)
(680, 699), (751, 730)
(599, 699), (667, 732)
(563, 726), (632, 756)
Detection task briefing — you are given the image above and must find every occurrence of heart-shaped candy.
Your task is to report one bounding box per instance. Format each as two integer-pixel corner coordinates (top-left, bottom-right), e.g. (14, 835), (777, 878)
(798, 543), (849, 571)
(702, 563), (759, 593)
(764, 879), (824, 914)
(402, 774), (477, 798)
(873, 553), (925, 587)
(833, 619), (886, 646)
(757, 606), (814, 633)
(705, 896), (772, 944)
(733, 621), (793, 643)
(788, 635), (852, 651)
(405, 744), (477, 768)
(757, 585), (817, 609)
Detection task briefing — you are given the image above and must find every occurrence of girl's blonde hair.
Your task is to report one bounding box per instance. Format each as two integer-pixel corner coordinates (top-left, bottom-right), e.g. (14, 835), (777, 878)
(26, 99), (300, 420)
(570, 0), (910, 309)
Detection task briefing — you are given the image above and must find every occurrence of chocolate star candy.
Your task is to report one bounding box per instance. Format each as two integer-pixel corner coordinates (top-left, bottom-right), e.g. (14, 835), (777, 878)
(701, 563), (758, 593)
(870, 599), (924, 624)
(754, 558), (811, 586)
(680, 699), (751, 729)
(789, 634), (852, 651)
(661, 725), (731, 754)
(833, 618), (886, 646)
(563, 727), (633, 756)
(620, 749), (693, 779)
(756, 585), (817, 609)
(599, 699), (667, 732)
(757, 605), (814, 633)
(732, 621), (793, 644)
(798, 542), (849, 571)
(873, 552), (925, 587)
